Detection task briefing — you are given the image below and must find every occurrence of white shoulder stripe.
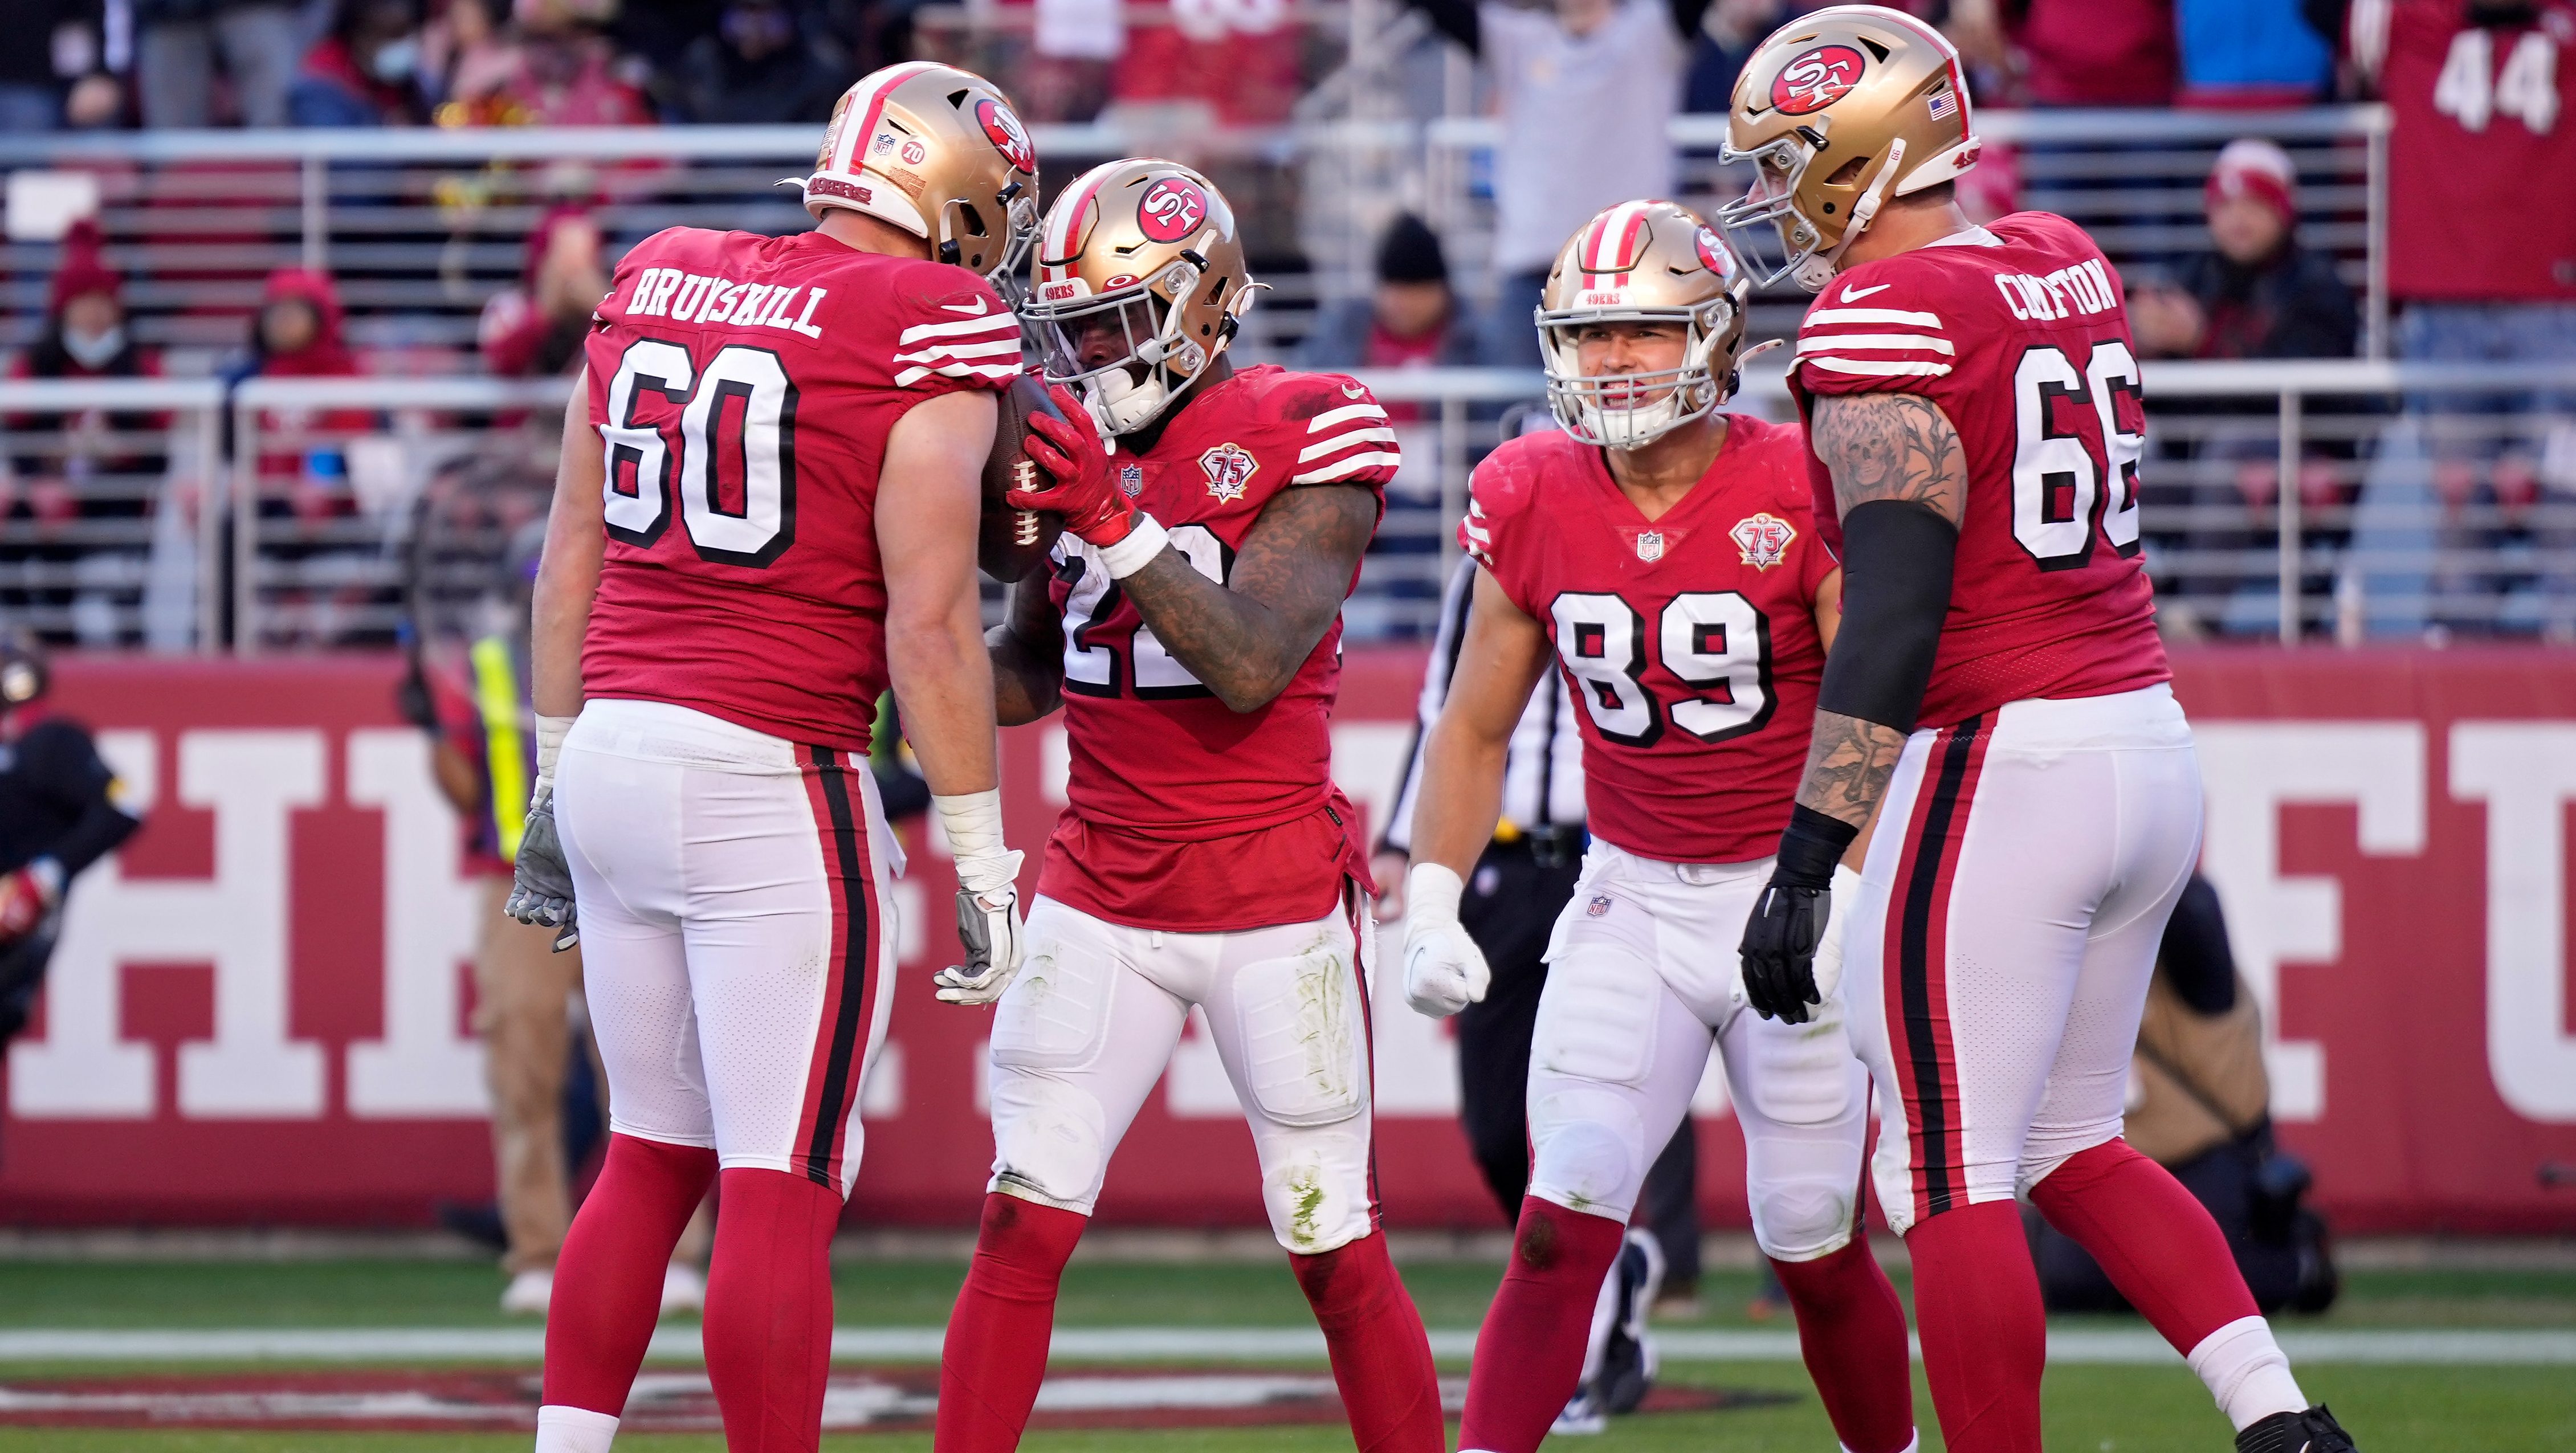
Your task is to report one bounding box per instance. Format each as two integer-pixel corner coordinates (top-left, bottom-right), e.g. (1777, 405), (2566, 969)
(893, 337), (1022, 364)
(1307, 402), (1387, 431)
(1297, 427), (1399, 463)
(1793, 333), (1955, 356)
(896, 312), (1020, 344)
(892, 360), (1024, 387)
(1803, 307), (1945, 328)
(1804, 358), (1954, 378)
(1291, 450), (1403, 484)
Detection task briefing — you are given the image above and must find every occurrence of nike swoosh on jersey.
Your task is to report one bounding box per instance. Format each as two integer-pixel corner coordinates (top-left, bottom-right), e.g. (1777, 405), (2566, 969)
(1341, 382), (1366, 398)
(1838, 283), (1892, 302)
(941, 297), (990, 315)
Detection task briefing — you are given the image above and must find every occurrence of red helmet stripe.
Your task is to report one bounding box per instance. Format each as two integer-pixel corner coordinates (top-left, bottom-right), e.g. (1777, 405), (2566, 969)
(1042, 161), (1127, 272)
(1581, 201), (1654, 287)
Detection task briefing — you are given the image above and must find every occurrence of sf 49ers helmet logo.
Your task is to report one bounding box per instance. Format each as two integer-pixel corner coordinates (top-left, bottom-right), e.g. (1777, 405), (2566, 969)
(1770, 44), (1867, 115)
(1731, 512), (1796, 570)
(976, 97), (1035, 174)
(1694, 225), (1733, 279)
(1138, 177), (1211, 243)
(1200, 442), (1259, 503)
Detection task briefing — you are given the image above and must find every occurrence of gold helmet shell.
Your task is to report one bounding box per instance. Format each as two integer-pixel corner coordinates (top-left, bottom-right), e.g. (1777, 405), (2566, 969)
(1538, 201), (1754, 450)
(789, 62), (1040, 295)
(1717, 5), (1979, 292)
(1023, 158), (1256, 436)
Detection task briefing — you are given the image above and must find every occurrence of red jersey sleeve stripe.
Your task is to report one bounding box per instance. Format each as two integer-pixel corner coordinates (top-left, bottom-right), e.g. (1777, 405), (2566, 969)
(1293, 450), (1403, 484)
(1804, 305), (1945, 328)
(1802, 357), (1955, 378)
(1307, 402), (1388, 431)
(1794, 333), (1957, 355)
(1297, 427), (1399, 463)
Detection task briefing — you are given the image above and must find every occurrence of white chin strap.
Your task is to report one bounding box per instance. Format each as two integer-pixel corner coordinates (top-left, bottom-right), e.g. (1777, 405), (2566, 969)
(1794, 137), (1906, 294)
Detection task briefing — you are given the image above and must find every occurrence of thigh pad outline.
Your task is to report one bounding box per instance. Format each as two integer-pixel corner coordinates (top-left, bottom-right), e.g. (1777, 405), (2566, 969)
(1233, 934), (1367, 1128)
(990, 928), (1116, 1073)
(1533, 938), (1662, 1088)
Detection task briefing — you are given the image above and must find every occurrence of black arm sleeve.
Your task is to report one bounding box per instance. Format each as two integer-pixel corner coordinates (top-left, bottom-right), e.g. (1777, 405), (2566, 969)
(18, 721), (141, 878)
(2158, 874), (2239, 1015)
(1401, 0), (1481, 55)
(1815, 500), (1957, 733)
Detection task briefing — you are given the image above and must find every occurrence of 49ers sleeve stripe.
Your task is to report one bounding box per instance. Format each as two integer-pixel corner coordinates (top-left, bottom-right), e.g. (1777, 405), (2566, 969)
(1804, 307), (1944, 328)
(1297, 427), (1399, 463)
(1307, 402), (1388, 431)
(1795, 333), (1956, 356)
(1803, 357), (1954, 378)
(894, 337), (1022, 364)
(896, 311), (1018, 344)
(1293, 450), (1403, 484)
(892, 359), (1023, 387)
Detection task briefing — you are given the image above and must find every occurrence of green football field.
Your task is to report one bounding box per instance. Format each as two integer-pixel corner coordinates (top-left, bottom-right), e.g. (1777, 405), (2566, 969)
(0, 1255), (2567, 1451)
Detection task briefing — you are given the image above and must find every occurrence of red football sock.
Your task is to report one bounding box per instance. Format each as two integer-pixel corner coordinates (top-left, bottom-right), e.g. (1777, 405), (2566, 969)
(1905, 1200), (2045, 1453)
(1289, 1233), (1445, 1453)
(541, 1134), (719, 1416)
(1769, 1240), (1917, 1453)
(935, 1192), (1087, 1453)
(2027, 1138), (2260, 1354)
(1456, 1198), (1625, 1453)
(702, 1168), (843, 1453)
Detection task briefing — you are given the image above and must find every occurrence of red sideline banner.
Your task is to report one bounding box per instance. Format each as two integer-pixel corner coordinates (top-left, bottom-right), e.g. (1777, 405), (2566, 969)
(2, 650), (2573, 1234)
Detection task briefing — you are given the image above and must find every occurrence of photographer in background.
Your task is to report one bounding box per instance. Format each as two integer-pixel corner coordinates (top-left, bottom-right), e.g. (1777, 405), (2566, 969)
(0, 631), (145, 1062)
(2033, 875), (2340, 1317)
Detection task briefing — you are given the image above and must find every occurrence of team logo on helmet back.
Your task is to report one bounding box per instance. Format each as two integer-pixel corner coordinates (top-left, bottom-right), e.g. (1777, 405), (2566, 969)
(1138, 177), (1210, 243)
(1770, 44), (1866, 114)
(977, 97), (1036, 174)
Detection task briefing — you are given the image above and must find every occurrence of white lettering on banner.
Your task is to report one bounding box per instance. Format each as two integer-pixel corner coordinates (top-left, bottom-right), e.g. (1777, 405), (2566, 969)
(9, 730), (328, 1118)
(2195, 724), (2426, 1121)
(344, 729), (487, 1117)
(2449, 724), (2576, 1121)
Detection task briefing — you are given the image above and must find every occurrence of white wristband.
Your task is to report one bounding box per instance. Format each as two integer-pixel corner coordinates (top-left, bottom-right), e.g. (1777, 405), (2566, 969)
(534, 713), (574, 799)
(934, 789), (1022, 896)
(1403, 862), (1465, 927)
(1096, 513), (1169, 579)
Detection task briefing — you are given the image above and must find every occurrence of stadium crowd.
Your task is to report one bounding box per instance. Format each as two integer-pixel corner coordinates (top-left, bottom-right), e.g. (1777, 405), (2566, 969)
(1, 0), (2572, 644)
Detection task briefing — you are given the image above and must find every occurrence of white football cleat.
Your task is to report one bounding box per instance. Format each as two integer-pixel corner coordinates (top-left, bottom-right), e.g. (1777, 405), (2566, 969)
(660, 1263), (707, 1317)
(500, 1268), (554, 1317)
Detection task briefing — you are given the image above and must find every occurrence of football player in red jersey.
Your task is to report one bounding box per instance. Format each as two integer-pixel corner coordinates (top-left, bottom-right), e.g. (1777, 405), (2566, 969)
(1719, 10), (2358, 1453)
(507, 62), (1042, 1453)
(1401, 200), (1917, 1453)
(930, 159), (1443, 1453)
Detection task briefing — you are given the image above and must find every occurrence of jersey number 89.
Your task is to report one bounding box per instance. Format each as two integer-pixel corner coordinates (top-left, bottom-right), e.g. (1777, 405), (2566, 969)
(600, 338), (798, 568)
(1549, 591), (1775, 748)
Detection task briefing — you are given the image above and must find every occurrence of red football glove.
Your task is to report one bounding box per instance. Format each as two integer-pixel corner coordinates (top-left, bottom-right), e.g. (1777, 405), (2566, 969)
(1012, 386), (1140, 546)
(0, 860), (61, 943)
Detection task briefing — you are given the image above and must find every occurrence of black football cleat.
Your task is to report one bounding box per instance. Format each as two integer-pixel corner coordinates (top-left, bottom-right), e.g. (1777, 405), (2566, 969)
(2236, 1405), (2358, 1453)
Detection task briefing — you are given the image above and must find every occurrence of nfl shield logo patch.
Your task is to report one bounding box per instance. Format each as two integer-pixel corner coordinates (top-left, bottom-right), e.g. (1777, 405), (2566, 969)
(1119, 462), (1144, 497)
(1731, 512), (1796, 570)
(1635, 530), (1666, 562)
(1200, 443), (1259, 504)
(1587, 895), (1613, 918)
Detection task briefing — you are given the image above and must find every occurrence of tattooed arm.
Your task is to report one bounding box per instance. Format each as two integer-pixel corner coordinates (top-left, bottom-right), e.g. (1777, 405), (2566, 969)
(1791, 391), (1968, 831)
(987, 569), (1065, 727)
(1118, 484), (1379, 713)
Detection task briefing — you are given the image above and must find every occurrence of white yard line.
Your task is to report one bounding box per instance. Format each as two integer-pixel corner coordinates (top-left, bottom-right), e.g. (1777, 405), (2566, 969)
(0, 1325), (2564, 1366)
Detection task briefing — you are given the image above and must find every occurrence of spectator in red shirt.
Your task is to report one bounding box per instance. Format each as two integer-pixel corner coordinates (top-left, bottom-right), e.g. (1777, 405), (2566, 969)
(478, 205), (610, 378)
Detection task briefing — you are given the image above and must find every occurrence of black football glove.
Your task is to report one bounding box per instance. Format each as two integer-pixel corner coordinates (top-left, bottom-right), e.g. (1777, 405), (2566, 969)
(1739, 805), (1858, 1024)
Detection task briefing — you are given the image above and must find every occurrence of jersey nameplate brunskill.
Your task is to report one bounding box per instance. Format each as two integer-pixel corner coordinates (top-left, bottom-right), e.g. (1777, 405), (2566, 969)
(1790, 211), (2169, 728)
(580, 225), (1021, 752)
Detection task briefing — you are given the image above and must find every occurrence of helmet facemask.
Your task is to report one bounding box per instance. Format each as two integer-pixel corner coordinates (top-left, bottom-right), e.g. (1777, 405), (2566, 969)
(1026, 253), (1233, 436)
(1714, 130), (1906, 293)
(942, 187), (1041, 307)
(1539, 301), (1739, 451)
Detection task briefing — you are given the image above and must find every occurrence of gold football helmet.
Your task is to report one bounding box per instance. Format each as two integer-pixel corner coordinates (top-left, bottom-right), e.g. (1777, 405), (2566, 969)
(1717, 5), (1980, 292)
(1538, 201), (1754, 450)
(788, 62), (1040, 297)
(1022, 158), (1257, 435)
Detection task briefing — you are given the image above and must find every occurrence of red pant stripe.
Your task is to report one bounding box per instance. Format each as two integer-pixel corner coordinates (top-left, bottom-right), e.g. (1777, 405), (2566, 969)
(1885, 715), (1991, 1223)
(794, 745), (877, 1190)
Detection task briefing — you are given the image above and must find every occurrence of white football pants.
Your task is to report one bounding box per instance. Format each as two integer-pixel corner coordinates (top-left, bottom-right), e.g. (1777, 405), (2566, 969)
(985, 895), (1379, 1254)
(1527, 841), (1873, 1262)
(554, 698), (900, 1199)
(1843, 683), (2203, 1235)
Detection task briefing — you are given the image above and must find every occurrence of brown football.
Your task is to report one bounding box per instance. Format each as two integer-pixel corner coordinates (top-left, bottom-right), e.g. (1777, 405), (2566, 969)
(979, 374), (1068, 581)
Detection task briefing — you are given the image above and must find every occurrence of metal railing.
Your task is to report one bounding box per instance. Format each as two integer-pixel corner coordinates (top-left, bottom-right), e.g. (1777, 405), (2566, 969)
(7, 357), (2569, 651)
(3, 106), (2390, 371)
